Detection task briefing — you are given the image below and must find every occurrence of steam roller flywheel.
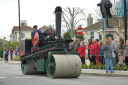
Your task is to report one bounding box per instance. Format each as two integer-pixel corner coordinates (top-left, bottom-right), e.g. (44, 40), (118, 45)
(47, 55), (82, 78)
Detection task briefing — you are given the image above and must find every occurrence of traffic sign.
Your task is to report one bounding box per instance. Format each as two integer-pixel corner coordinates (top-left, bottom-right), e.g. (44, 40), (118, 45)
(77, 27), (83, 35)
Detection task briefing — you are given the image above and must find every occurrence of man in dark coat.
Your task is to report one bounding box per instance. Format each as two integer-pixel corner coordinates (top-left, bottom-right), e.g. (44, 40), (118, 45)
(44, 25), (54, 34)
(5, 49), (9, 62)
(97, 0), (112, 28)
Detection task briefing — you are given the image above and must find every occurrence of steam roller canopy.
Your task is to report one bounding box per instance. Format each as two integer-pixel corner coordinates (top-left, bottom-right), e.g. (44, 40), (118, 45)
(47, 55), (82, 78)
(32, 32), (39, 47)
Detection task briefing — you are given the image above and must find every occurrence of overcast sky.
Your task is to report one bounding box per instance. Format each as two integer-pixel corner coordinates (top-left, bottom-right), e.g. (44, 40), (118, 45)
(0, 0), (116, 40)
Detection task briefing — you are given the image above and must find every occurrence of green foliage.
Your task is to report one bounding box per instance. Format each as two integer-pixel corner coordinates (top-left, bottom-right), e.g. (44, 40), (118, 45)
(4, 41), (19, 50)
(89, 63), (105, 69)
(0, 46), (4, 58)
(113, 66), (117, 70)
(13, 56), (20, 61)
(0, 38), (4, 49)
(84, 62), (128, 71)
(0, 41), (19, 57)
(63, 29), (84, 40)
(123, 65), (128, 71)
(82, 63), (88, 69)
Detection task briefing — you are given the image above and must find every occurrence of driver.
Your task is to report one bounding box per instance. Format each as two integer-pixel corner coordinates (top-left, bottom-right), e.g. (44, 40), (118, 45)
(31, 25), (41, 39)
(44, 25), (54, 35)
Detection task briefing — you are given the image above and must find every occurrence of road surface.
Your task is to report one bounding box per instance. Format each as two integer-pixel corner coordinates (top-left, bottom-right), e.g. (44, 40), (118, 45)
(0, 61), (128, 85)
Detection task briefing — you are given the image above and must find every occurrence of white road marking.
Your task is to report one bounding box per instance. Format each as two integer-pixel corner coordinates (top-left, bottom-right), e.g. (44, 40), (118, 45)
(15, 77), (33, 78)
(0, 77), (5, 78)
(89, 77), (104, 78)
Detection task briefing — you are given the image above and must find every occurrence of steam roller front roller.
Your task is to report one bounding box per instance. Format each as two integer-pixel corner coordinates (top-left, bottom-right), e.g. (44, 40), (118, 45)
(47, 54), (82, 78)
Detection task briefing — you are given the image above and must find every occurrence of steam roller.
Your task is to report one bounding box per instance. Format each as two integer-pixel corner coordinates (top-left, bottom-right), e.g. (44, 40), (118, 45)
(20, 6), (82, 78)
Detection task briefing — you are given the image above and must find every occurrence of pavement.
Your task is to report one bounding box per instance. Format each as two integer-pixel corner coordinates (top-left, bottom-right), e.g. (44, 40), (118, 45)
(82, 69), (128, 77)
(1, 61), (21, 64)
(0, 61), (128, 85)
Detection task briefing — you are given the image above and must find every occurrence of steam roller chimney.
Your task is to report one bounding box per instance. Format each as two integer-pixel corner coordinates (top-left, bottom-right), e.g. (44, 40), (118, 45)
(54, 6), (62, 36)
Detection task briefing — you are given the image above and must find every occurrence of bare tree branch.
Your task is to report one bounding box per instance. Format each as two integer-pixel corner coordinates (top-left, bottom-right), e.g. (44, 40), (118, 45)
(62, 7), (87, 38)
(74, 18), (86, 26)
(62, 12), (71, 25)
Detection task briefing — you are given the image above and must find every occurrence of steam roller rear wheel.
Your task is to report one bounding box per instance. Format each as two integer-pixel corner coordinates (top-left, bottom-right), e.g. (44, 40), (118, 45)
(47, 55), (82, 78)
(21, 60), (42, 75)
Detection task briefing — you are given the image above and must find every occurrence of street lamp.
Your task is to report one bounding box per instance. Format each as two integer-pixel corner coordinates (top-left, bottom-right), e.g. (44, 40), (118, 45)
(124, 0), (127, 41)
(3, 36), (6, 60)
(83, 32), (86, 35)
(18, 0), (21, 42)
(4, 36), (6, 40)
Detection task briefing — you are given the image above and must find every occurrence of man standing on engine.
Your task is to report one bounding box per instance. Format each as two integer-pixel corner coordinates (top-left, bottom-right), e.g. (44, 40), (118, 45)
(44, 25), (54, 35)
(31, 25), (41, 38)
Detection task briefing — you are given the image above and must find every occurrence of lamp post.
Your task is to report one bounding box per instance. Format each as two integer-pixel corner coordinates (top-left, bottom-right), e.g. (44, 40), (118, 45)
(3, 36), (6, 60)
(124, 0), (127, 41)
(18, 0), (21, 42)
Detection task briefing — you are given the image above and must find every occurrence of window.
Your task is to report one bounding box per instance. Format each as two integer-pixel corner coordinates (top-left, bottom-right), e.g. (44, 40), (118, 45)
(99, 34), (102, 40)
(90, 32), (94, 39)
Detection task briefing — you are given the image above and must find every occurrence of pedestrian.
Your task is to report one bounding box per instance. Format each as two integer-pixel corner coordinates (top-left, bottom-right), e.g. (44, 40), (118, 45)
(123, 40), (128, 66)
(102, 40), (113, 73)
(88, 39), (92, 63)
(90, 39), (100, 65)
(109, 37), (117, 66)
(10, 47), (13, 60)
(77, 41), (86, 64)
(15, 46), (19, 57)
(96, 39), (100, 65)
(114, 39), (120, 64)
(74, 39), (80, 52)
(119, 36), (124, 55)
(96, 39), (99, 44)
(105, 37), (109, 41)
(69, 37), (76, 52)
(119, 36), (124, 50)
(5, 49), (9, 62)
(100, 40), (104, 64)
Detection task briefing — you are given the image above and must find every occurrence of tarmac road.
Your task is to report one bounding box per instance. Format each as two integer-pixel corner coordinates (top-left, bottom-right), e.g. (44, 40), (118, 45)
(0, 61), (128, 85)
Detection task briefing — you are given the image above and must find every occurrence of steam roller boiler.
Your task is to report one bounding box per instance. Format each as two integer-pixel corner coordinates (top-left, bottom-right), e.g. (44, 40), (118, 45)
(20, 6), (82, 78)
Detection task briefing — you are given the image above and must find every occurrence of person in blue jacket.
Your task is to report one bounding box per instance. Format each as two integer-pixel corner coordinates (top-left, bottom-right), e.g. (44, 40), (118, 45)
(5, 49), (9, 62)
(100, 40), (104, 64)
(31, 25), (41, 38)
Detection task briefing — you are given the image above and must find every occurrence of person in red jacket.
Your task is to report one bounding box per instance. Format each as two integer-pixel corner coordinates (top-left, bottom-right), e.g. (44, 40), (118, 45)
(10, 47), (13, 60)
(90, 39), (100, 65)
(88, 39), (92, 62)
(96, 39), (100, 65)
(77, 41), (86, 64)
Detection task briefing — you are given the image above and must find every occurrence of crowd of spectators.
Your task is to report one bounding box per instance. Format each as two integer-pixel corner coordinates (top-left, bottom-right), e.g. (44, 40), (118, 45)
(69, 36), (128, 73)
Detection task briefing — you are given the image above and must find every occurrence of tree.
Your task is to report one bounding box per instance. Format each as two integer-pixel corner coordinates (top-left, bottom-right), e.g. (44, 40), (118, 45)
(63, 29), (84, 40)
(0, 41), (19, 57)
(110, 0), (118, 15)
(62, 7), (86, 38)
(0, 39), (4, 49)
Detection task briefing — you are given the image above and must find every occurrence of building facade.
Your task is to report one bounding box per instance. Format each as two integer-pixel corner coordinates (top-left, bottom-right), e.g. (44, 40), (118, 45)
(10, 21), (33, 42)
